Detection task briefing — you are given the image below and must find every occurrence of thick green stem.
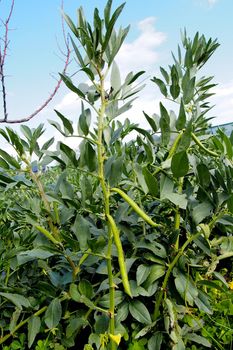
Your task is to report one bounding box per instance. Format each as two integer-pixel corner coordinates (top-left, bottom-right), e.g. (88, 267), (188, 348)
(191, 132), (218, 157)
(97, 69), (115, 348)
(153, 231), (201, 321)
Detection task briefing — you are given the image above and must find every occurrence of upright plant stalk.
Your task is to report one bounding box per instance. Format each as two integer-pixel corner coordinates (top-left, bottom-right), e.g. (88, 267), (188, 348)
(97, 68), (116, 347)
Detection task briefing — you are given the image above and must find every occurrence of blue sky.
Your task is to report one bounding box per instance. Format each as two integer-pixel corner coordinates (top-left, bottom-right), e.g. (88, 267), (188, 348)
(0, 0), (233, 151)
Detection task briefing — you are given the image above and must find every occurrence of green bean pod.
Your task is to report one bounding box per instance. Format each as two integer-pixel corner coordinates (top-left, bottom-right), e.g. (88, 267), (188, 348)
(111, 187), (161, 228)
(35, 225), (61, 245)
(107, 214), (132, 298)
(191, 132), (218, 157)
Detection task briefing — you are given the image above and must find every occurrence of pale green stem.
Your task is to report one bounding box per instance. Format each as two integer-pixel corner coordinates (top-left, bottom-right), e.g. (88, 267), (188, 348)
(97, 68), (115, 349)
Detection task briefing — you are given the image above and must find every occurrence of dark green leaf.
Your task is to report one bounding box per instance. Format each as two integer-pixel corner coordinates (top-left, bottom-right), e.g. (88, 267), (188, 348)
(143, 112), (158, 133)
(171, 151), (189, 177)
(159, 103), (170, 145)
(60, 142), (78, 167)
(128, 71), (145, 85)
(71, 214), (90, 250)
(78, 280), (94, 299)
(176, 99), (186, 130)
(142, 167), (159, 197)
(60, 73), (85, 98)
(151, 77), (167, 97)
(44, 298), (62, 329)
(28, 316), (41, 348)
(174, 271), (198, 306)
(0, 293), (31, 310)
(0, 149), (20, 169)
(129, 300), (152, 324)
(54, 110), (74, 135)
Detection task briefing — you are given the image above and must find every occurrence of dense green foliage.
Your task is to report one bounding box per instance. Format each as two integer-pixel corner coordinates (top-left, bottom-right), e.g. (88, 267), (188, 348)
(0, 1), (232, 349)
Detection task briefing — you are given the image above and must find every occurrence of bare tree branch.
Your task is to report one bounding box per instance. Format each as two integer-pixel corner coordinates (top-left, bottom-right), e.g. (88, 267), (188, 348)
(0, 0), (71, 124)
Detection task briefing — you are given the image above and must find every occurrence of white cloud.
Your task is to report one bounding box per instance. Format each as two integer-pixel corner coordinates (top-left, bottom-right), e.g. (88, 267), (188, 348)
(116, 17), (166, 77)
(54, 92), (80, 112)
(211, 81), (233, 125)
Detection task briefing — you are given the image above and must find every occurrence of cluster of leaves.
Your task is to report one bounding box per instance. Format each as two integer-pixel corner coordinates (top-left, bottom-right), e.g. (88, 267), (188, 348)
(0, 1), (232, 349)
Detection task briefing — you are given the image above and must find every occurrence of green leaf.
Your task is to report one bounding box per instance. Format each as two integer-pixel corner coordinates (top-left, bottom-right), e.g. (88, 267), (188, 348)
(104, 155), (123, 187)
(54, 110), (73, 135)
(78, 280), (94, 299)
(170, 65), (180, 99)
(143, 264), (165, 288)
(183, 77), (195, 104)
(49, 120), (65, 136)
(185, 333), (211, 348)
(5, 127), (24, 155)
(102, 2), (126, 52)
(174, 271), (198, 306)
(98, 291), (124, 308)
(0, 156), (10, 169)
(148, 333), (163, 350)
(151, 77), (167, 97)
(197, 163), (210, 187)
(63, 13), (79, 37)
(0, 293), (31, 310)
(20, 125), (32, 140)
(41, 137), (55, 152)
(9, 308), (21, 334)
(69, 283), (81, 302)
(176, 99), (186, 130)
(160, 67), (169, 83)
(177, 119), (192, 152)
(134, 163), (148, 194)
(197, 280), (225, 292)
(79, 103), (91, 136)
(143, 112), (158, 133)
(136, 265), (151, 286)
(194, 290), (212, 314)
(104, 0), (113, 27)
(159, 103), (170, 145)
(142, 167), (159, 197)
(128, 71), (145, 85)
(192, 202), (213, 224)
(0, 149), (20, 169)
(44, 298), (62, 329)
(28, 316), (41, 348)
(111, 61), (121, 93)
(129, 300), (152, 324)
(70, 37), (85, 67)
(84, 142), (97, 171)
(17, 248), (55, 266)
(171, 151), (189, 178)
(81, 67), (95, 81)
(60, 142), (78, 167)
(60, 73), (85, 98)
(71, 214), (90, 250)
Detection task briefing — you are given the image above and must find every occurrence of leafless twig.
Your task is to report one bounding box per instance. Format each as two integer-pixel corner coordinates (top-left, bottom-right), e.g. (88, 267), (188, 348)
(0, 0), (71, 124)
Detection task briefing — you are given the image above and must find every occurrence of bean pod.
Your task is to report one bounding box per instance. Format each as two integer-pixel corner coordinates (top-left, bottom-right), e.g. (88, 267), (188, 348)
(107, 214), (132, 298)
(111, 187), (161, 228)
(35, 225), (61, 245)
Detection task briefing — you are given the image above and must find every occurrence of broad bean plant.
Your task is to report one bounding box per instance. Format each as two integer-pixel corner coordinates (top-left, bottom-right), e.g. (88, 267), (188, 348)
(0, 1), (232, 349)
